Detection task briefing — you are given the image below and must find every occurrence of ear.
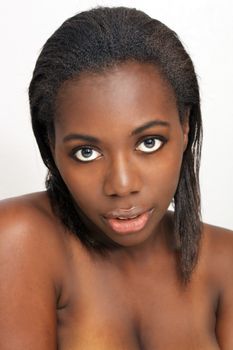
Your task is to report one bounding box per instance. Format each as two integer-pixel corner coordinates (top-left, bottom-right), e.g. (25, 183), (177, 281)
(182, 107), (190, 152)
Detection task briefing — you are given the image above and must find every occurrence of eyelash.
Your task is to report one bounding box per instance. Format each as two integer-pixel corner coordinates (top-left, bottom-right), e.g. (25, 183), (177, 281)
(70, 135), (167, 163)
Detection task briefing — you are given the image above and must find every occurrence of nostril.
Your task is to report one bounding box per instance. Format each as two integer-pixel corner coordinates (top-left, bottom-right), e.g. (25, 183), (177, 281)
(107, 189), (139, 198)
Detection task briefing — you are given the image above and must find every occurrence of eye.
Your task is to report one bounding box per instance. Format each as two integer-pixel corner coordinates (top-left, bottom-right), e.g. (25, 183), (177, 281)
(136, 137), (165, 153)
(72, 147), (102, 162)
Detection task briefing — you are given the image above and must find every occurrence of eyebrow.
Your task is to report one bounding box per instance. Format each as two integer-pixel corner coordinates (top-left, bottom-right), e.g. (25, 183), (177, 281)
(63, 119), (170, 143)
(131, 119), (170, 135)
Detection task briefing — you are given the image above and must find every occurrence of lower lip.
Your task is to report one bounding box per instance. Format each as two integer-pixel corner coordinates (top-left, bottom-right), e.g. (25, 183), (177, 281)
(104, 209), (153, 234)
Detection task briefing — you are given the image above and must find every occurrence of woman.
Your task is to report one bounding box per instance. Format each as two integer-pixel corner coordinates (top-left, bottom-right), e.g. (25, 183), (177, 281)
(0, 6), (232, 349)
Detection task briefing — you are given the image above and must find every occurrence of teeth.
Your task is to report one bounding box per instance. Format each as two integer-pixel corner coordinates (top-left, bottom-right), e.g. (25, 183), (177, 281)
(117, 215), (138, 220)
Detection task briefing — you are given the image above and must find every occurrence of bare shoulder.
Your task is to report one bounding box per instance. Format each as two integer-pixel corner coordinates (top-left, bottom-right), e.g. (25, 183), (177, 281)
(0, 191), (70, 348)
(0, 191), (71, 280)
(201, 223), (233, 348)
(0, 190), (57, 225)
(198, 222), (233, 283)
(202, 222), (233, 244)
(0, 191), (66, 255)
(201, 222), (233, 271)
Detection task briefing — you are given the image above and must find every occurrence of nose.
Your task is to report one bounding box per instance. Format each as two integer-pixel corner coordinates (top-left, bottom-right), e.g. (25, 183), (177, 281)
(103, 153), (142, 197)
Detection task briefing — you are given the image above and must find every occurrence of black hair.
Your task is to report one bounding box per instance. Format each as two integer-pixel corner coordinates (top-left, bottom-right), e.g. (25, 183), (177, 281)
(29, 6), (202, 285)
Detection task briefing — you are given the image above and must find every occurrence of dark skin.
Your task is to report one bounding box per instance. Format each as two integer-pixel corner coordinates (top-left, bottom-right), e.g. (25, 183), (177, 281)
(0, 61), (233, 349)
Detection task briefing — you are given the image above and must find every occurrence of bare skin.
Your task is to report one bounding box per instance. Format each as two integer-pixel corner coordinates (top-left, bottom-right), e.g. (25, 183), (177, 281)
(0, 62), (233, 349)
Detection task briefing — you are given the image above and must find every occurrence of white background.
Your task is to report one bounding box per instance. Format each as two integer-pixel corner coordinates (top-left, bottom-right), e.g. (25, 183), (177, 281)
(0, 0), (232, 230)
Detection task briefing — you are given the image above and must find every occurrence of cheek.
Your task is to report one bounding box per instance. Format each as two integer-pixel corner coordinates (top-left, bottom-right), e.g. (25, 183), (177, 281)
(145, 145), (184, 203)
(57, 162), (102, 210)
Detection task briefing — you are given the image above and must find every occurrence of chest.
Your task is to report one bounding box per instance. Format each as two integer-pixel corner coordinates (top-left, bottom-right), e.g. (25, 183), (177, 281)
(57, 257), (220, 350)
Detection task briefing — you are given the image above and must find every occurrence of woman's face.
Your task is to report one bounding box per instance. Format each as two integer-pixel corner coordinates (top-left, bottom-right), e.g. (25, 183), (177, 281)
(53, 61), (189, 248)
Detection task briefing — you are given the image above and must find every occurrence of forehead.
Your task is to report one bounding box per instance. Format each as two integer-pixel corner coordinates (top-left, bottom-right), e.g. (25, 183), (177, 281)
(55, 61), (178, 131)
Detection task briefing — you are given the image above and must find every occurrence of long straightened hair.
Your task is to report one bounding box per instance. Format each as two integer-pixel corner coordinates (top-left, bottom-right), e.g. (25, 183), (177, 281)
(29, 6), (203, 285)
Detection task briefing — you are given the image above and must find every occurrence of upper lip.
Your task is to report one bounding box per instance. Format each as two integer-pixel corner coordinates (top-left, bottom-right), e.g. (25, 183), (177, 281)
(103, 207), (150, 219)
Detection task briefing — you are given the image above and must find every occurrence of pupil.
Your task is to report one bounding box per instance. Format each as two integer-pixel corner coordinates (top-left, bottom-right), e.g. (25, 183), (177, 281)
(145, 139), (155, 148)
(81, 148), (92, 158)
